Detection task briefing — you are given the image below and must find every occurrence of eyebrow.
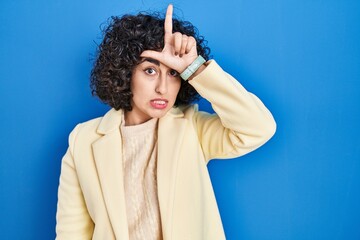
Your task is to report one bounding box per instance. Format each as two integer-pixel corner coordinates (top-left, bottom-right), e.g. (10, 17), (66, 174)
(141, 57), (160, 66)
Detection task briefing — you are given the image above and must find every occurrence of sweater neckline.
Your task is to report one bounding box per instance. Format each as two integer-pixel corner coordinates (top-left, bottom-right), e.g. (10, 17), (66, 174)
(120, 114), (158, 138)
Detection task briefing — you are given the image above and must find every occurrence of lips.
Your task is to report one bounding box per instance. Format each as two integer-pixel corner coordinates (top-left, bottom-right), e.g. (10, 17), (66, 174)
(150, 99), (168, 109)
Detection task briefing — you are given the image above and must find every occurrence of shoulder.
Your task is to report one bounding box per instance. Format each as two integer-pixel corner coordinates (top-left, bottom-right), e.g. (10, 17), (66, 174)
(77, 117), (103, 132)
(179, 104), (198, 114)
(75, 118), (102, 137)
(66, 117), (102, 149)
(170, 104), (202, 120)
(67, 109), (122, 147)
(175, 104), (216, 125)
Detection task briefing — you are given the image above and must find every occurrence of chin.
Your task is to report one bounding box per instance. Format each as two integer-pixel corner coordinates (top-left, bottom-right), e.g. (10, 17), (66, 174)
(150, 112), (167, 119)
(150, 108), (171, 119)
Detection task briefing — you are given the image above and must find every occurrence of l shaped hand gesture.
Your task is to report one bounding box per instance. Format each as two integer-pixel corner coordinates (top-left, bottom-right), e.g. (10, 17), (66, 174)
(140, 4), (198, 74)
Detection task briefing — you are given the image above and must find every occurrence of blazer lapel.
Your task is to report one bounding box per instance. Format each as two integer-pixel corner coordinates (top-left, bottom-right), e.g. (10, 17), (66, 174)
(90, 107), (188, 239)
(157, 107), (187, 239)
(92, 109), (129, 240)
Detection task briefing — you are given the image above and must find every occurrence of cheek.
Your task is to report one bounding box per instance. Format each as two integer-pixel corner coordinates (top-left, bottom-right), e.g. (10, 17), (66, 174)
(131, 70), (147, 89)
(171, 82), (182, 101)
(131, 76), (149, 96)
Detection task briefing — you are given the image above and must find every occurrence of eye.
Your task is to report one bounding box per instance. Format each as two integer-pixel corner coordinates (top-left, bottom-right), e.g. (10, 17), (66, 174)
(144, 68), (157, 75)
(169, 69), (179, 77)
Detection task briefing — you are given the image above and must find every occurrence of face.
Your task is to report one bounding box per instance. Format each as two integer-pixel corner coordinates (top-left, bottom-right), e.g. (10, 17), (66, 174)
(124, 57), (181, 126)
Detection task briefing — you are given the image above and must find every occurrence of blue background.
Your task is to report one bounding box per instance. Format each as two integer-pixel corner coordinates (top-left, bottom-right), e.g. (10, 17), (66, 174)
(1, 0), (359, 239)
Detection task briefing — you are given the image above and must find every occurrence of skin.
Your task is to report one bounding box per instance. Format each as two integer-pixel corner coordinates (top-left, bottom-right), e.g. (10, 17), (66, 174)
(125, 4), (206, 126)
(125, 58), (181, 126)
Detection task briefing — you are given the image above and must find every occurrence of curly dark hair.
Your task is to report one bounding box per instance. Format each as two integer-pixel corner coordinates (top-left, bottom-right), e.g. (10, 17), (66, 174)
(90, 11), (211, 111)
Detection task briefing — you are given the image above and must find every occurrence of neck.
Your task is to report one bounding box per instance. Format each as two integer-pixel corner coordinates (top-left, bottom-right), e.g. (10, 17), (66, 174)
(124, 111), (152, 126)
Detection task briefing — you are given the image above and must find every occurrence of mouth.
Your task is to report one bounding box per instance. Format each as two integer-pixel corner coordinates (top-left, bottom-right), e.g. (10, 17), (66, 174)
(150, 99), (168, 109)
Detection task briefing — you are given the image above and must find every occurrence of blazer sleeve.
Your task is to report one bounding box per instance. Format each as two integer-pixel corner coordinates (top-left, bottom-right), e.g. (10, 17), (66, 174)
(189, 60), (276, 163)
(56, 124), (94, 239)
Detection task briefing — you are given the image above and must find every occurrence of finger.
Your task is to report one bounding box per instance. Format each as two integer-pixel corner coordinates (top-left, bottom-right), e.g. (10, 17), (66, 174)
(164, 4), (173, 44)
(173, 32), (182, 55)
(140, 50), (164, 62)
(185, 36), (196, 54)
(180, 35), (188, 56)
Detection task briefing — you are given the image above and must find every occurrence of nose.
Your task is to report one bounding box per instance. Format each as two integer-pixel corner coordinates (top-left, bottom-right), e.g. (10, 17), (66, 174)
(155, 73), (168, 95)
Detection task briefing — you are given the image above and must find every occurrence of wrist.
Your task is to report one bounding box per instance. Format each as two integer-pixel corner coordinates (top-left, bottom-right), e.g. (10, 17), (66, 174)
(180, 55), (206, 81)
(187, 64), (206, 81)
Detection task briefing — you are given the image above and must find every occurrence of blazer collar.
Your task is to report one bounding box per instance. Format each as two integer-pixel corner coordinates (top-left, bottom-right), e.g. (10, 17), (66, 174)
(96, 108), (123, 134)
(96, 107), (185, 134)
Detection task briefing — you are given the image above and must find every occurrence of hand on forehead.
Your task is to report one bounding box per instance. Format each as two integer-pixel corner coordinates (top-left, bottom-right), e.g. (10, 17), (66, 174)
(140, 4), (199, 74)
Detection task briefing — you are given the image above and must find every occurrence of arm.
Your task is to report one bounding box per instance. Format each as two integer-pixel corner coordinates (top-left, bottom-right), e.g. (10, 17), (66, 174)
(140, 4), (276, 162)
(190, 60), (276, 162)
(56, 125), (94, 239)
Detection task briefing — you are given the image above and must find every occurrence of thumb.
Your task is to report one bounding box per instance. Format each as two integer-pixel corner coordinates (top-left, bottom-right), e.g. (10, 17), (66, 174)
(140, 50), (163, 61)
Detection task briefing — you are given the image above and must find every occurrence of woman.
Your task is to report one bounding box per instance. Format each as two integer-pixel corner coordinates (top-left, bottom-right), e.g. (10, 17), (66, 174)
(56, 4), (276, 240)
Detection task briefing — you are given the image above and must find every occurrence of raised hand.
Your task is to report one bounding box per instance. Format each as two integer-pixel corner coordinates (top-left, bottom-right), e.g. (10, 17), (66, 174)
(140, 4), (199, 74)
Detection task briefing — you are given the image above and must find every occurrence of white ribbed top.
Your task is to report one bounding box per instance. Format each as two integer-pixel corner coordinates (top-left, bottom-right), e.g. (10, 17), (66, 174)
(120, 116), (163, 240)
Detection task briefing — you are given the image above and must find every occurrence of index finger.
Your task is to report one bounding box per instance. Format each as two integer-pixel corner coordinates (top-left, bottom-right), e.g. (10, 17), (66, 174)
(164, 4), (173, 40)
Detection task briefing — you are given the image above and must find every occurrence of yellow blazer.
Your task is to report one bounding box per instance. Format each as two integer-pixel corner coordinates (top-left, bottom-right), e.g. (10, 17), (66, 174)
(56, 61), (276, 240)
